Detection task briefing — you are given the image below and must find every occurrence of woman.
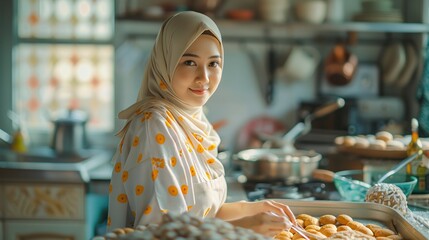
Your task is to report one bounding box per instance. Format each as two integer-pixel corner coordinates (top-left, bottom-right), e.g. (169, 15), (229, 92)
(108, 11), (295, 237)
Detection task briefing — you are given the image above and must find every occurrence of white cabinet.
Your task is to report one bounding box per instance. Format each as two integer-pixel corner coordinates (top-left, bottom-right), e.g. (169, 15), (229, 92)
(0, 183), (87, 240)
(3, 183), (85, 220)
(4, 220), (86, 240)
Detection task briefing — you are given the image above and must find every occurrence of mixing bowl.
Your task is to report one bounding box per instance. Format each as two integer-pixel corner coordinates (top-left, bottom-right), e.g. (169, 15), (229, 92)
(334, 170), (417, 202)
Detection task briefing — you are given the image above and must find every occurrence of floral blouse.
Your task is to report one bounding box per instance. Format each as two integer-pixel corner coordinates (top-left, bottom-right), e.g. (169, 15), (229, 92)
(107, 106), (227, 230)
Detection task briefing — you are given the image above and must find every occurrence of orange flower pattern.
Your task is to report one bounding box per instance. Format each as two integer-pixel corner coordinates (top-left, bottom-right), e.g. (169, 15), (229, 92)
(155, 133), (165, 144)
(144, 205), (152, 215)
(168, 185), (179, 196)
(114, 162), (121, 173)
(122, 171), (129, 182)
(132, 136), (139, 147)
(137, 153), (143, 163)
(117, 194), (128, 203)
(170, 157), (177, 167)
(108, 108), (226, 230)
(181, 184), (188, 195)
(152, 169), (159, 181)
(190, 166), (196, 176)
(135, 185), (144, 196)
(196, 144), (205, 153)
(208, 144), (216, 151)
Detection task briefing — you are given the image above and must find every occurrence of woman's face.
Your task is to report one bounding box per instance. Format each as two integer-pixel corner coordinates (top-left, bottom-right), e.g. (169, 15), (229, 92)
(172, 34), (223, 107)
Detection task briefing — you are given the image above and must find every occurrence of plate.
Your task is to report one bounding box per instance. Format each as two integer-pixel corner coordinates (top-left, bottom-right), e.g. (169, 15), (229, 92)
(395, 42), (418, 88)
(380, 42), (406, 86)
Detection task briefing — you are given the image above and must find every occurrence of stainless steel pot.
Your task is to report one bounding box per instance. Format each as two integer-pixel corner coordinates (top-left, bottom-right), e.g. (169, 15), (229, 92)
(234, 148), (321, 184)
(234, 98), (344, 183)
(51, 109), (89, 155)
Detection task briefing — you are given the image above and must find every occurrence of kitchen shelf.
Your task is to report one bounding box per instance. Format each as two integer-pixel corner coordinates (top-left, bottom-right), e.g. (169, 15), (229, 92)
(116, 18), (429, 40)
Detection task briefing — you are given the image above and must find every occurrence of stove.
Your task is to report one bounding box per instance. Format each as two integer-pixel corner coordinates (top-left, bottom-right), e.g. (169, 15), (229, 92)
(242, 179), (341, 202)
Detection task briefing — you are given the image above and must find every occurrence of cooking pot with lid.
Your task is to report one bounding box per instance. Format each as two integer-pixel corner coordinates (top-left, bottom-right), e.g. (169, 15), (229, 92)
(51, 109), (90, 155)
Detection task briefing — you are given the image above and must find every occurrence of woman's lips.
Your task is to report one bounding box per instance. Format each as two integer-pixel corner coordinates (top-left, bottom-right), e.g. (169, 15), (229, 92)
(190, 88), (208, 95)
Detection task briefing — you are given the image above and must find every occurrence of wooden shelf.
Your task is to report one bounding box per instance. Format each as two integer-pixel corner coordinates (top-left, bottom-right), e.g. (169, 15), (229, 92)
(116, 18), (429, 39)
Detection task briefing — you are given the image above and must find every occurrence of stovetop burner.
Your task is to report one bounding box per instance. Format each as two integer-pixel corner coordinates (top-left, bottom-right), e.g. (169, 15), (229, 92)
(244, 180), (341, 201)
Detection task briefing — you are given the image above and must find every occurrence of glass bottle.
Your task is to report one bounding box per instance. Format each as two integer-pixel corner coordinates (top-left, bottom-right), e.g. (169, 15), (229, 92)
(406, 118), (425, 192)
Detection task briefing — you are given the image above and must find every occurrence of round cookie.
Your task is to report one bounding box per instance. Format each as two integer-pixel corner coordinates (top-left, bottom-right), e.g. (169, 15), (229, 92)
(342, 136), (356, 147)
(369, 139), (386, 150)
(354, 137), (370, 148)
(386, 140), (405, 150)
(376, 131), (393, 143)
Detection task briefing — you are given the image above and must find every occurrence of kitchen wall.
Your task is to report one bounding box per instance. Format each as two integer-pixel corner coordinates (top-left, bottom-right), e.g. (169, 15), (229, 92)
(114, 0), (427, 152)
(1, 0), (428, 153)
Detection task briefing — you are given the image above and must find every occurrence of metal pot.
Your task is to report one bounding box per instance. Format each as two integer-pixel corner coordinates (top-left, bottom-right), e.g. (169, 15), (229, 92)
(234, 98), (345, 183)
(234, 148), (321, 184)
(51, 109), (89, 155)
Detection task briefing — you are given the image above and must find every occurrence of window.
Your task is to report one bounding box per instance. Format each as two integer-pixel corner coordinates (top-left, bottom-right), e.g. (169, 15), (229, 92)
(14, 0), (114, 133)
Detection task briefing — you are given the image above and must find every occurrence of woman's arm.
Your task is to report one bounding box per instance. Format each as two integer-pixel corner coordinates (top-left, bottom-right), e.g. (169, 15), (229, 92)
(215, 200), (297, 237)
(216, 200), (295, 222)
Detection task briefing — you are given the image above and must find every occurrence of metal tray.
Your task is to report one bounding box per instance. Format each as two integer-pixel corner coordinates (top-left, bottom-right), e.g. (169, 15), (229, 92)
(274, 200), (426, 240)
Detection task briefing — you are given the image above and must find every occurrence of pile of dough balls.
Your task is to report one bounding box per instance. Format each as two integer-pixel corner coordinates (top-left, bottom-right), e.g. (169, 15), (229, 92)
(335, 131), (407, 150)
(365, 183), (408, 216)
(275, 213), (404, 240)
(99, 212), (269, 240)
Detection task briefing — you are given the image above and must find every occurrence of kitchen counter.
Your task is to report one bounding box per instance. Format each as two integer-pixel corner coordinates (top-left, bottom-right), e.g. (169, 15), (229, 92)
(0, 148), (113, 183)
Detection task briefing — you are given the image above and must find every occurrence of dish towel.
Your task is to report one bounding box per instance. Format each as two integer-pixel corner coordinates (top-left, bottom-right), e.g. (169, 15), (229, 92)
(417, 40), (429, 137)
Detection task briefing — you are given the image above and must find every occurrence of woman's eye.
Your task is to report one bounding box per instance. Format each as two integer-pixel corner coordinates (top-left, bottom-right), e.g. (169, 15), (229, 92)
(209, 61), (220, 67)
(184, 60), (196, 66)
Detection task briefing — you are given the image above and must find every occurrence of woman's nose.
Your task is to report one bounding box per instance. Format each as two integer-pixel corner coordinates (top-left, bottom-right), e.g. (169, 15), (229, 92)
(196, 66), (209, 82)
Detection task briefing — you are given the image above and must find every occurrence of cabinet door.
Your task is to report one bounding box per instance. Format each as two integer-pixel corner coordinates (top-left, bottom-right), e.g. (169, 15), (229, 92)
(5, 220), (86, 240)
(4, 183), (85, 220)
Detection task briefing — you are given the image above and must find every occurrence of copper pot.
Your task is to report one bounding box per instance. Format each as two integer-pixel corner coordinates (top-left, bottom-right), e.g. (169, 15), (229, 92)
(324, 43), (358, 86)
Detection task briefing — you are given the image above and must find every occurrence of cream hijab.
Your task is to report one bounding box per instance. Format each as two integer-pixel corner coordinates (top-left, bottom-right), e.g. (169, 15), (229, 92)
(117, 11), (224, 140)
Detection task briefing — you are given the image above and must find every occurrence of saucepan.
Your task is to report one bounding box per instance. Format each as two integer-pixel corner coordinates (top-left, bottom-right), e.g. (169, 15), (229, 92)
(234, 98), (345, 184)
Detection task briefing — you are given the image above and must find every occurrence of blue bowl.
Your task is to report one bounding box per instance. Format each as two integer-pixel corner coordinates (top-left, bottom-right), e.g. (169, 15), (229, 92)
(334, 170), (417, 202)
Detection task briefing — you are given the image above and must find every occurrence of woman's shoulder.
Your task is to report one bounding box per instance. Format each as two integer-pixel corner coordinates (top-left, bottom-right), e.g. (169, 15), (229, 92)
(134, 106), (167, 120)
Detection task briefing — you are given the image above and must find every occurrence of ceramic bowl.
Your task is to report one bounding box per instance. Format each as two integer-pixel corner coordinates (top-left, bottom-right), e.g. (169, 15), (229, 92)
(295, 0), (327, 24)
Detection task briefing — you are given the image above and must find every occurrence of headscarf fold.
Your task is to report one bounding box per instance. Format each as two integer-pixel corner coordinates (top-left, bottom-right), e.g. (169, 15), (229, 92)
(117, 11), (224, 138)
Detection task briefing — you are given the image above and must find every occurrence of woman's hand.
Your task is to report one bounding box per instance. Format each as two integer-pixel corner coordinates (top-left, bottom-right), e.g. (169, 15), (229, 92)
(220, 200), (296, 237)
(228, 211), (291, 237)
(242, 200), (297, 225)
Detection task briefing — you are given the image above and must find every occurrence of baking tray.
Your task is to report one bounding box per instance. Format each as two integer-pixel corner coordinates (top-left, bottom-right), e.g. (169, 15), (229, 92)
(274, 200), (427, 240)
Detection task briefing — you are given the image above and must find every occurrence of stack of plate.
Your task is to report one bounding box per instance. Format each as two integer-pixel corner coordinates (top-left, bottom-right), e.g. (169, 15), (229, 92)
(353, 0), (403, 23)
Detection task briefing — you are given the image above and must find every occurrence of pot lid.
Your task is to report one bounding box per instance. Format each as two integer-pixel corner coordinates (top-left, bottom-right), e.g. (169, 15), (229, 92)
(53, 109), (88, 124)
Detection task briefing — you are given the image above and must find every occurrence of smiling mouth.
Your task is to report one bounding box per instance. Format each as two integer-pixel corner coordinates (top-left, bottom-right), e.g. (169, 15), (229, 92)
(190, 88), (208, 95)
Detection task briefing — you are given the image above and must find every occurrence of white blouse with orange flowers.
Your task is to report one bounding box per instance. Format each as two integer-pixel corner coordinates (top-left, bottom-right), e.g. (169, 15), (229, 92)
(107, 105), (227, 230)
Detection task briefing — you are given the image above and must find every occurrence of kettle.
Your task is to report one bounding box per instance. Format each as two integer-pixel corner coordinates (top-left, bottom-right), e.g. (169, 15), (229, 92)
(51, 109), (90, 155)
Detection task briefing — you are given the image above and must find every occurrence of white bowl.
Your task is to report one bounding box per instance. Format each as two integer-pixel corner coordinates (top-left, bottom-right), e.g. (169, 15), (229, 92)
(295, 0), (327, 24)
